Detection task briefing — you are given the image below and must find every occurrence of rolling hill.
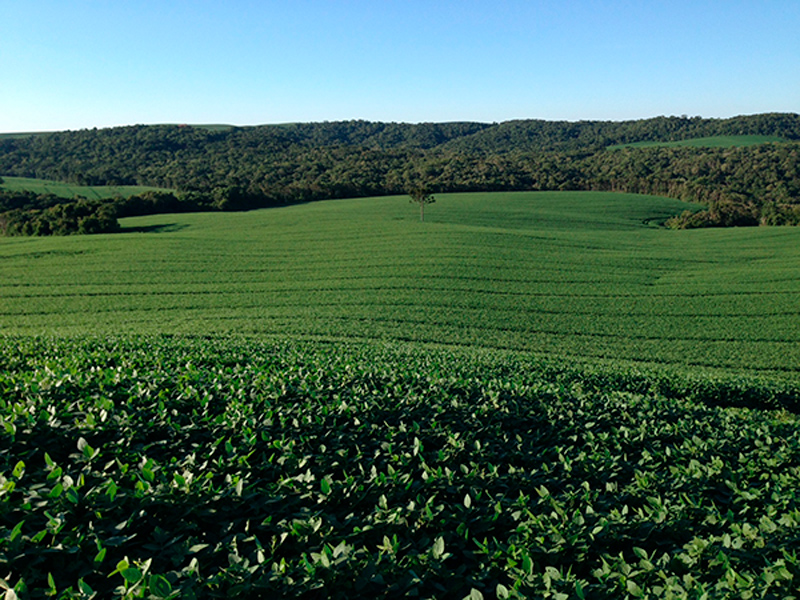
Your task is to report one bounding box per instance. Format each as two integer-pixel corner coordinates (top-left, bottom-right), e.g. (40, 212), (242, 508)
(3, 190), (798, 376)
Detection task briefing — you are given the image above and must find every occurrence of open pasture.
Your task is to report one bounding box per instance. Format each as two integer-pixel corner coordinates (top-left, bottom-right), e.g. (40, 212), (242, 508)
(0, 176), (172, 200)
(2, 191), (800, 376)
(607, 135), (787, 150)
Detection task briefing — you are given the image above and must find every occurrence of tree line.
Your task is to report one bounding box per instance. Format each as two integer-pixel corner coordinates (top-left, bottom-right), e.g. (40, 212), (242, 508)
(1, 114), (799, 235)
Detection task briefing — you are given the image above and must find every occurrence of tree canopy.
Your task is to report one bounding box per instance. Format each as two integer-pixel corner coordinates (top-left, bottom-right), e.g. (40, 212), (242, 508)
(408, 187), (435, 221)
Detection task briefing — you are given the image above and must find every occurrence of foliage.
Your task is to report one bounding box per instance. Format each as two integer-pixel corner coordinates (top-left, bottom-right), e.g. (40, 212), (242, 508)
(407, 187), (435, 221)
(1, 114), (799, 230)
(1, 335), (800, 599)
(0, 194), (119, 236)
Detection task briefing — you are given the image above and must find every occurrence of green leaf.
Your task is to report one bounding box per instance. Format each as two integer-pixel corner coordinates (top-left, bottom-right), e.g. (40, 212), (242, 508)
(545, 566), (561, 581)
(432, 536), (445, 559)
(320, 478), (331, 495)
(522, 553), (533, 575)
(11, 461), (24, 479)
(496, 583), (510, 599)
(464, 589), (484, 600)
(48, 483), (64, 498)
(149, 574), (172, 598)
(575, 580), (586, 600)
(106, 480), (118, 501)
(121, 567), (143, 584)
(626, 580), (643, 597)
(9, 520), (24, 542)
(141, 461), (154, 483)
(77, 579), (94, 596)
(110, 558), (129, 577)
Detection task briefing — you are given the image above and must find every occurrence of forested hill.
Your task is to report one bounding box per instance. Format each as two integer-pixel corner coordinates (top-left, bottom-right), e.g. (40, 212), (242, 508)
(1, 113), (800, 234)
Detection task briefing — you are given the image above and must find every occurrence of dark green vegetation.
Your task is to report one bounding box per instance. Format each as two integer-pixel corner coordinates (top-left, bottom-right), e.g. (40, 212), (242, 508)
(3, 191), (800, 375)
(1, 113), (799, 235)
(3, 336), (800, 599)
(0, 195), (119, 236)
(0, 178), (203, 237)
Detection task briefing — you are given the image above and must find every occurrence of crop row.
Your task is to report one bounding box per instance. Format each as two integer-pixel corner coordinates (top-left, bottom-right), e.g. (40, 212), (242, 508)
(2, 336), (800, 598)
(2, 193), (800, 373)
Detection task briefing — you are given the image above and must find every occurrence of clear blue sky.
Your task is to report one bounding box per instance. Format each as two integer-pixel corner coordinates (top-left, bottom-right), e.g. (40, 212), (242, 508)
(1, 0), (798, 132)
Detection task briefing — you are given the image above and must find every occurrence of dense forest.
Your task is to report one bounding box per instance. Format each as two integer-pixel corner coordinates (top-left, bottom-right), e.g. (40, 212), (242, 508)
(1, 113), (799, 234)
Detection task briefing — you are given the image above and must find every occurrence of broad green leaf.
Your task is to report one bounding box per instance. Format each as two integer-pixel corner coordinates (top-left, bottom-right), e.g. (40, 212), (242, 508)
(432, 536), (445, 559)
(121, 567), (143, 584)
(9, 520), (24, 542)
(464, 589), (483, 600)
(111, 558), (129, 576)
(545, 566), (561, 581)
(149, 574), (172, 598)
(522, 553), (533, 575)
(77, 580), (94, 597)
(626, 580), (643, 597)
(48, 483), (63, 498)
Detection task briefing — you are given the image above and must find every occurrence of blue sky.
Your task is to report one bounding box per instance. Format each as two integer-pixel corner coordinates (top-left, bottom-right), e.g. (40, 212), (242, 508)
(1, 0), (798, 132)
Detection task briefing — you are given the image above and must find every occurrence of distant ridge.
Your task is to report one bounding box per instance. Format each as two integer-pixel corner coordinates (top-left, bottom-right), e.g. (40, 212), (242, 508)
(2, 112), (799, 229)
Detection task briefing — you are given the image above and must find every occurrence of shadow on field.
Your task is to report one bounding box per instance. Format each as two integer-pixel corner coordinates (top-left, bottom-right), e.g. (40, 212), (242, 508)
(120, 223), (189, 234)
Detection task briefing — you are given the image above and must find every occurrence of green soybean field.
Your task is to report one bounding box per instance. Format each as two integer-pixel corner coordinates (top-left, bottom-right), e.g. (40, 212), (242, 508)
(606, 135), (788, 150)
(2, 191), (800, 375)
(2, 191), (800, 598)
(0, 176), (173, 202)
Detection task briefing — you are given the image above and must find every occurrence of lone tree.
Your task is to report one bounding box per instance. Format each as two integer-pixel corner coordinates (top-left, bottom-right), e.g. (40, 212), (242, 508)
(408, 187), (435, 222)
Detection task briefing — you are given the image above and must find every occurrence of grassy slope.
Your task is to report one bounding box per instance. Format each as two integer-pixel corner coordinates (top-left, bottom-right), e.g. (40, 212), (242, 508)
(2, 191), (799, 377)
(0, 175), (173, 200)
(607, 134), (786, 149)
